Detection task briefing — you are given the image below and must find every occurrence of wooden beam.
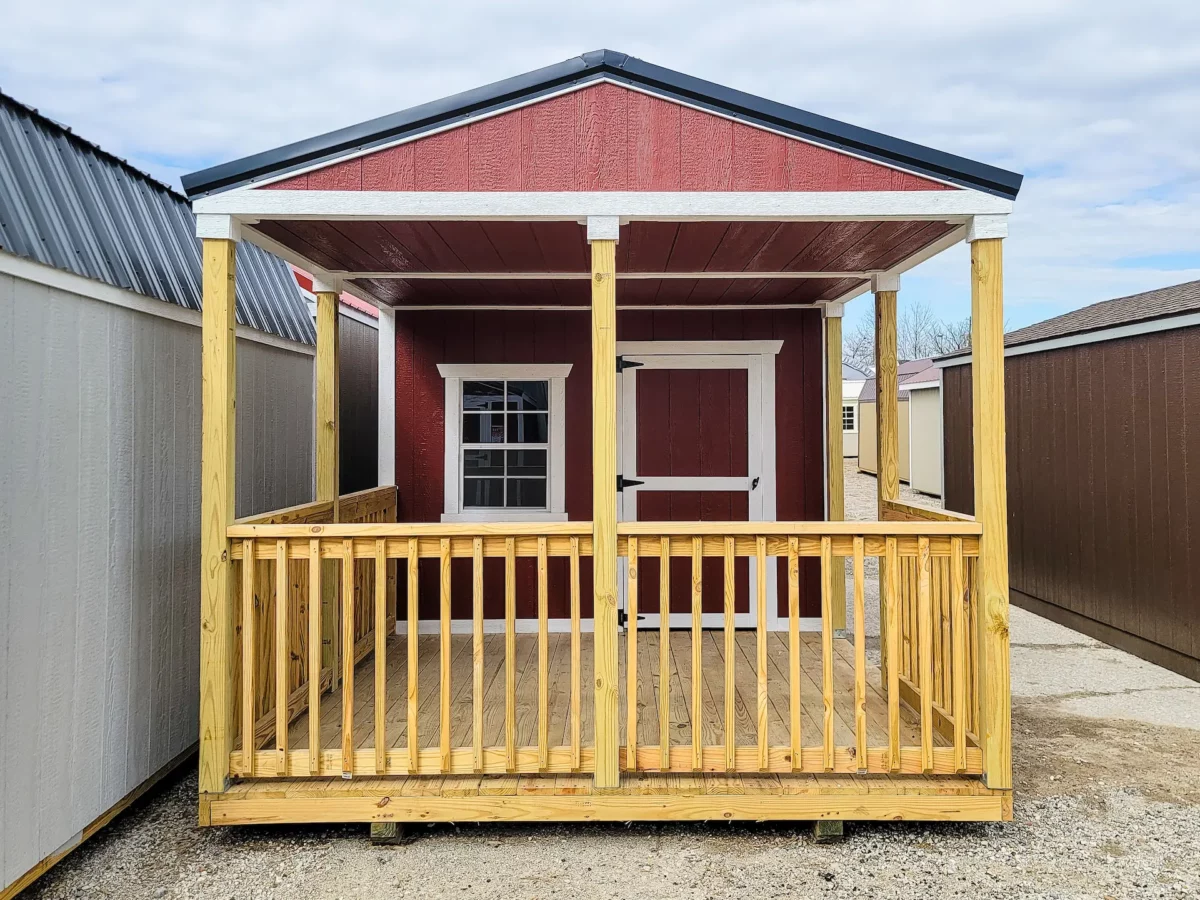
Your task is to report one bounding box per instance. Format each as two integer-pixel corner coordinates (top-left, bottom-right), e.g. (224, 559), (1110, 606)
(315, 290), (341, 683)
(590, 235), (620, 789)
(874, 286), (899, 683)
(825, 310), (847, 630)
(969, 237), (1012, 790)
(199, 237), (237, 796)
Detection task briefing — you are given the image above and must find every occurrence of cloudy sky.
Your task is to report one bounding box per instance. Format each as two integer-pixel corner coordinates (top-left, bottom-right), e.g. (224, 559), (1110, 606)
(3, 0), (1199, 332)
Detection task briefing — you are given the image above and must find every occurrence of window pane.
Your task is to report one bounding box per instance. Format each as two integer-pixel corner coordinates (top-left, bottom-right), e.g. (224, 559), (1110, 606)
(507, 478), (547, 508)
(507, 412), (548, 444)
(463, 381), (505, 411)
(463, 412), (505, 443)
(507, 449), (547, 477)
(463, 478), (505, 507)
(506, 380), (549, 411)
(464, 449), (504, 476)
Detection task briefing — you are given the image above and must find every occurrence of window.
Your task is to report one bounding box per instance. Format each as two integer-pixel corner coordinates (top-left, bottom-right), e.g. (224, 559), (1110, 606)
(842, 403), (857, 433)
(438, 365), (571, 522)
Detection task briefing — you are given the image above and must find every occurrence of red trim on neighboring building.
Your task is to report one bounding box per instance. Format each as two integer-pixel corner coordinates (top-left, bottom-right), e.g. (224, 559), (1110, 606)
(265, 82), (954, 194)
(290, 266), (379, 318)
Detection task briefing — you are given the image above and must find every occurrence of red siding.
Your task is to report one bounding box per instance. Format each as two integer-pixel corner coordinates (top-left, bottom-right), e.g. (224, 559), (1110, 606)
(394, 307), (825, 621)
(265, 83), (953, 193)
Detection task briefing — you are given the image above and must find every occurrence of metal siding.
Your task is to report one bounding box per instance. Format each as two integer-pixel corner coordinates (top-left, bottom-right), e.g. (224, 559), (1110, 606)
(0, 272), (314, 893)
(338, 313), (380, 494)
(0, 93), (314, 345)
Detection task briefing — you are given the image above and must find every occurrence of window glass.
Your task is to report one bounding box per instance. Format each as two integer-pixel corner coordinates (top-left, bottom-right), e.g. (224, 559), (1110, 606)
(463, 381), (505, 411)
(506, 381), (549, 411)
(461, 379), (551, 510)
(842, 404), (856, 431)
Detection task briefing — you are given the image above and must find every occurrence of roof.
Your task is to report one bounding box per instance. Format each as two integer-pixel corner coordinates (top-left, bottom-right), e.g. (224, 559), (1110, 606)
(842, 363), (869, 381)
(181, 50), (1023, 200)
(0, 91), (314, 345)
(858, 358), (936, 402)
(938, 279), (1200, 364)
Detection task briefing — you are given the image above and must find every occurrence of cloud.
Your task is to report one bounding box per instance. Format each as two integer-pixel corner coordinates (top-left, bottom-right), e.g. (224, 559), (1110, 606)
(3, 0), (1199, 330)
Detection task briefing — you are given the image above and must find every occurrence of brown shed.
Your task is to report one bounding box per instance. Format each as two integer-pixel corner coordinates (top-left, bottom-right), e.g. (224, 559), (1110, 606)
(940, 280), (1200, 681)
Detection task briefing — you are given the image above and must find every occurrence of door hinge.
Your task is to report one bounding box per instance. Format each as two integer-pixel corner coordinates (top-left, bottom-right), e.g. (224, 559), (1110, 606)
(617, 474), (645, 492)
(616, 355), (645, 373)
(617, 608), (646, 628)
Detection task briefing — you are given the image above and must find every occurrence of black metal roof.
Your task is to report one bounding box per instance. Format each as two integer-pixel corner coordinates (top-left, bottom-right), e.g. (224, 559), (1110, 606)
(182, 49), (1023, 200)
(0, 91), (315, 345)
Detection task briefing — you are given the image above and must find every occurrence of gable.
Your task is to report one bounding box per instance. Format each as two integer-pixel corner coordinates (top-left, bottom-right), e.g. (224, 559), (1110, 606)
(262, 82), (954, 193)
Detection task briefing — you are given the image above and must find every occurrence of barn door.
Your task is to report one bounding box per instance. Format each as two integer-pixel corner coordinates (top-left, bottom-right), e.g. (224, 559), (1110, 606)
(617, 345), (778, 629)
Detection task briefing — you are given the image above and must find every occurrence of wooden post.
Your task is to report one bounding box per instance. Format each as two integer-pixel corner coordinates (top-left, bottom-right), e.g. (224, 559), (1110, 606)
(589, 217), (620, 789)
(968, 220), (1012, 790)
(824, 303), (846, 630)
(314, 284), (341, 684)
(873, 275), (900, 680)
(198, 232), (238, 798)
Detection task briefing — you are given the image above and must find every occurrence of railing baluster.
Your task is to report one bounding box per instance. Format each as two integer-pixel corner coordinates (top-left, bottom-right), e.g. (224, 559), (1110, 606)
(275, 539), (289, 776)
(505, 536), (516, 772)
(724, 536), (736, 772)
(570, 535), (582, 772)
(308, 539), (321, 775)
(853, 536), (867, 772)
(439, 537), (451, 773)
(341, 539), (355, 777)
(917, 536), (934, 773)
(787, 536), (801, 773)
(659, 536), (671, 772)
(537, 535), (549, 772)
(941, 560), (953, 710)
(691, 536), (703, 772)
(241, 539), (255, 776)
(626, 536), (639, 771)
(885, 536), (901, 772)
(374, 539), (387, 775)
(756, 535), (768, 773)
(820, 536), (835, 772)
(406, 537), (419, 775)
(472, 537), (484, 774)
(951, 537), (967, 772)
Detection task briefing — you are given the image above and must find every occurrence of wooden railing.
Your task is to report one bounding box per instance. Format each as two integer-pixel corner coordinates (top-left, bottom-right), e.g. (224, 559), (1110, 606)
(618, 521), (984, 775)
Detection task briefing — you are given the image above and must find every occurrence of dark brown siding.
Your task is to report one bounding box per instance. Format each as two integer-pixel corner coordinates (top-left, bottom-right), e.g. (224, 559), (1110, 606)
(338, 312), (379, 494)
(941, 327), (1200, 680)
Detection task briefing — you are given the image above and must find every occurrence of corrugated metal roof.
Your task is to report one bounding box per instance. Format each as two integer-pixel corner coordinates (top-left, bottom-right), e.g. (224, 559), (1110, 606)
(0, 91), (314, 345)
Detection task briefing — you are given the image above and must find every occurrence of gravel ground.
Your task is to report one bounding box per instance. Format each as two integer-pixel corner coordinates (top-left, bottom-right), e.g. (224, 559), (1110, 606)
(24, 463), (1200, 900)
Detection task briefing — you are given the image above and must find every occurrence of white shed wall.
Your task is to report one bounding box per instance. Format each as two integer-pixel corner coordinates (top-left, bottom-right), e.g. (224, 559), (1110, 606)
(0, 270), (314, 892)
(907, 386), (943, 497)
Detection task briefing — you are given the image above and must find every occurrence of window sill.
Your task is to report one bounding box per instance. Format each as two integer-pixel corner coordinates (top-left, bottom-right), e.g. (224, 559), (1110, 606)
(440, 511), (570, 524)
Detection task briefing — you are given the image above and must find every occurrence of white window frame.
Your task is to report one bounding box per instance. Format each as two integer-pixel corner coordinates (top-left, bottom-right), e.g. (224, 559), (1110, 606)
(842, 402), (858, 434)
(438, 363), (572, 523)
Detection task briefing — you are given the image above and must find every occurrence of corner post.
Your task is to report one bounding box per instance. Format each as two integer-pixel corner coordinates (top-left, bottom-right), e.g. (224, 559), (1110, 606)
(197, 216), (240, 799)
(968, 216), (1012, 790)
(314, 277), (342, 683)
(588, 216), (620, 789)
(873, 274), (900, 678)
(823, 302), (847, 630)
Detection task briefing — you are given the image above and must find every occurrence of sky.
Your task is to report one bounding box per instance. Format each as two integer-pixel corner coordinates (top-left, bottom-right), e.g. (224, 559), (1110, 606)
(3, 0), (1199, 333)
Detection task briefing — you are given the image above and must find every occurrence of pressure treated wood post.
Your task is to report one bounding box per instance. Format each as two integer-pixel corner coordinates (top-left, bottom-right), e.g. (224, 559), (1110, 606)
(873, 275), (900, 679)
(588, 217), (620, 789)
(968, 219), (1012, 790)
(198, 232), (238, 798)
(314, 282), (342, 683)
(824, 303), (847, 630)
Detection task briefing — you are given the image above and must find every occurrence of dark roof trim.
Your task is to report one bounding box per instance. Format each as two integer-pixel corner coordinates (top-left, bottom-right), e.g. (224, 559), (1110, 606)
(182, 50), (1023, 200)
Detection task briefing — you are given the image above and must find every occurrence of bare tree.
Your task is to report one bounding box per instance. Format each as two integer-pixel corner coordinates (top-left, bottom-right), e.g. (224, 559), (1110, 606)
(841, 299), (972, 373)
(843, 315), (876, 374)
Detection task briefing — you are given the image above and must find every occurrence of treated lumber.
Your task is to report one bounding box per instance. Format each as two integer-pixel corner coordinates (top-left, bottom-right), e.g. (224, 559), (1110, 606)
(825, 312), (847, 629)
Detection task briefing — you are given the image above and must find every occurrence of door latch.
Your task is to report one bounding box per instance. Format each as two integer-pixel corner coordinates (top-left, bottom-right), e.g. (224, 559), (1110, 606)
(751, 476), (760, 490)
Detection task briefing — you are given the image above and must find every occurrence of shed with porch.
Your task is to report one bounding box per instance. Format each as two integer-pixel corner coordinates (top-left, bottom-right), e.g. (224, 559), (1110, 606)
(182, 50), (1020, 827)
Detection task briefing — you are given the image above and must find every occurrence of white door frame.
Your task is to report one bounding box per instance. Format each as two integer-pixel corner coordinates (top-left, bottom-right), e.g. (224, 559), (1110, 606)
(616, 340), (781, 629)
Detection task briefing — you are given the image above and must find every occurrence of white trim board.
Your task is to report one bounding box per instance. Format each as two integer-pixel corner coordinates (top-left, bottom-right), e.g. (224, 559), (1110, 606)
(617, 340), (783, 356)
(386, 304), (828, 312)
(336, 270), (875, 280)
(377, 306), (396, 486)
(196, 190), (1012, 223)
(0, 248), (315, 357)
(935, 311), (1200, 367)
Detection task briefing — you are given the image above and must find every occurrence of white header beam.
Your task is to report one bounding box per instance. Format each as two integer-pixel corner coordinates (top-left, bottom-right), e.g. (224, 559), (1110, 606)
(194, 214), (241, 242)
(967, 214), (1009, 242)
(871, 273), (901, 293)
(586, 215), (621, 241)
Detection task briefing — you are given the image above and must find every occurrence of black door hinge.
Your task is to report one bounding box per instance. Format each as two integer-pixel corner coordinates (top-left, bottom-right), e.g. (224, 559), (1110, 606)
(617, 355), (645, 373)
(617, 608), (645, 628)
(617, 474), (645, 492)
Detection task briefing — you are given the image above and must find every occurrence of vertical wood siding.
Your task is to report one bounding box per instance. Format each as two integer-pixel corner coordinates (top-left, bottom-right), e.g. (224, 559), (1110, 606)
(337, 314), (379, 495)
(393, 307), (824, 622)
(942, 330), (1200, 678)
(0, 272), (314, 892)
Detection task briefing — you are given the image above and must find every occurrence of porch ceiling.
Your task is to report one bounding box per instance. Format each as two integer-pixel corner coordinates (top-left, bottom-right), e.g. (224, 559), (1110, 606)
(250, 218), (956, 308)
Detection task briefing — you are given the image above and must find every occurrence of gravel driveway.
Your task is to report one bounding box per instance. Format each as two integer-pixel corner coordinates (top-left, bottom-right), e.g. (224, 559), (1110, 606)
(23, 463), (1200, 899)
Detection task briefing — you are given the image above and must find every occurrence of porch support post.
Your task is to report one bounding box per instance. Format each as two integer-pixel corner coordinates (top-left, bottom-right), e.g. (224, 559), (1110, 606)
(873, 274), (899, 680)
(823, 302), (847, 630)
(588, 216), (620, 789)
(968, 216), (1012, 790)
(314, 279), (342, 684)
(198, 222), (239, 799)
